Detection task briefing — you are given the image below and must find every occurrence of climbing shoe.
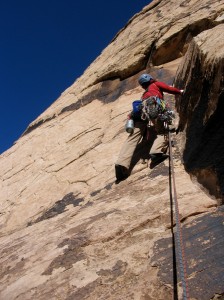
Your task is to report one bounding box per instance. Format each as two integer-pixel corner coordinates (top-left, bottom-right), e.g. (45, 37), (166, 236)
(115, 164), (129, 184)
(149, 154), (169, 169)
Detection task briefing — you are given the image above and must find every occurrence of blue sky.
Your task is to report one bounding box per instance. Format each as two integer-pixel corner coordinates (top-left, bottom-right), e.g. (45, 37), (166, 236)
(0, 0), (152, 154)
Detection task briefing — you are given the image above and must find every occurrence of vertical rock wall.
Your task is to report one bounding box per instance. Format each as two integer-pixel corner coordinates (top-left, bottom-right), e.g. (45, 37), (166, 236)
(0, 1), (224, 299)
(175, 24), (224, 201)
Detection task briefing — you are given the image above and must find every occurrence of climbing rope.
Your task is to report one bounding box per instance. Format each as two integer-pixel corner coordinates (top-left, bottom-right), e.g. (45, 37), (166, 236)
(168, 131), (190, 300)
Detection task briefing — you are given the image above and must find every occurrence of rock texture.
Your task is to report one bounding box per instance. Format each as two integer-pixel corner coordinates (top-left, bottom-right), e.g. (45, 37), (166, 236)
(0, 0), (224, 299)
(175, 23), (224, 201)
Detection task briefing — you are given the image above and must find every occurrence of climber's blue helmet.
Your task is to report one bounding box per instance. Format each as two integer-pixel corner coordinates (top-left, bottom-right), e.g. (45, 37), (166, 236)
(138, 73), (153, 86)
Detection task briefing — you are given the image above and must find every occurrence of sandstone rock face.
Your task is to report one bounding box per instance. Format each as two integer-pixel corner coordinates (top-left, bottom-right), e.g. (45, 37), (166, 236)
(175, 24), (224, 200)
(0, 1), (224, 299)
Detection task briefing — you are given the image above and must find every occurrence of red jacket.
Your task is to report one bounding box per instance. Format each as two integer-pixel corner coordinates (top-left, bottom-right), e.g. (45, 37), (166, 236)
(141, 81), (182, 100)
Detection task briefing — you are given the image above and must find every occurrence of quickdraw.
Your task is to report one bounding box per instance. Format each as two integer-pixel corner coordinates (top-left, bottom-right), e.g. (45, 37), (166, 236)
(141, 96), (175, 126)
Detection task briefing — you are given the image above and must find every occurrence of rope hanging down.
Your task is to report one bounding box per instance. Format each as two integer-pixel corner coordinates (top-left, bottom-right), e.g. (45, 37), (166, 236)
(168, 131), (190, 300)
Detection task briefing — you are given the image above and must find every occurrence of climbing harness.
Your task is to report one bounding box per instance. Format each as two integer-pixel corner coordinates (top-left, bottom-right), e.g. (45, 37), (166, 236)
(168, 131), (190, 300)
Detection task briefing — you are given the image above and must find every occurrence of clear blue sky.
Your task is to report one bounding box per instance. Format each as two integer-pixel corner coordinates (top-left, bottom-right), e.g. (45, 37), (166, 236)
(0, 0), (151, 154)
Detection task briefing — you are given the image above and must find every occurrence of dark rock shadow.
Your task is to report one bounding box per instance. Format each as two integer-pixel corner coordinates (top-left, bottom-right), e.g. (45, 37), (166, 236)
(27, 193), (84, 226)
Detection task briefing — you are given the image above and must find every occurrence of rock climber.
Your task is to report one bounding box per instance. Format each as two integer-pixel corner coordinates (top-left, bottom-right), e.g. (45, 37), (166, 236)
(115, 73), (184, 183)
